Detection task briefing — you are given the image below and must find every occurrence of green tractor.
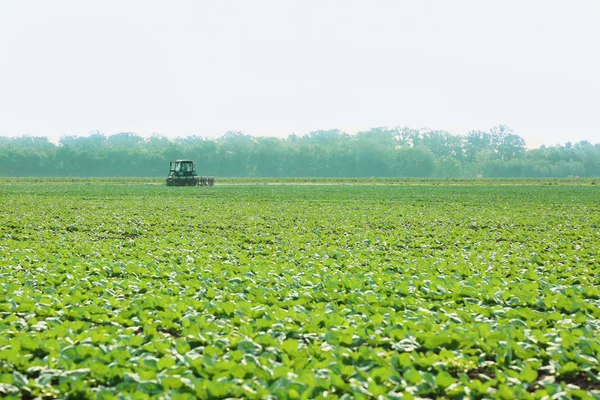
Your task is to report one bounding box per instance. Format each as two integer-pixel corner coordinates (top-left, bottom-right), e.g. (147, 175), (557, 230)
(166, 160), (214, 186)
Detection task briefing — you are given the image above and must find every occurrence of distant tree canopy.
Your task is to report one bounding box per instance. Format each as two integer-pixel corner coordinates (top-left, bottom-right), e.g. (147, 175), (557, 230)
(1, 126), (599, 177)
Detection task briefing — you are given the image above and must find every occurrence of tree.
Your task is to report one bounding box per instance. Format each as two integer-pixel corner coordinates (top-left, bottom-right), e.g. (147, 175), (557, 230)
(489, 125), (526, 160)
(419, 130), (464, 160)
(465, 130), (493, 162)
(0, 126), (598, 178)
(394, 147), (435, 177)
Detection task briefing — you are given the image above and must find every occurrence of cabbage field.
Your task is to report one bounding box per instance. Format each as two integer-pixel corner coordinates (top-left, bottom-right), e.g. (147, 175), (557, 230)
(0, 181), (599, 399)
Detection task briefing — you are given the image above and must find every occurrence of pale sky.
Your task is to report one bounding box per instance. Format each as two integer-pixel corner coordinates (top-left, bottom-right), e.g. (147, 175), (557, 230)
(1, 0), (599, 148)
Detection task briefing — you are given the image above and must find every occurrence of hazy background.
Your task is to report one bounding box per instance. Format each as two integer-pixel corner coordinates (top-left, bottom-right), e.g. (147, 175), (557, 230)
(1, 0), (599, 147)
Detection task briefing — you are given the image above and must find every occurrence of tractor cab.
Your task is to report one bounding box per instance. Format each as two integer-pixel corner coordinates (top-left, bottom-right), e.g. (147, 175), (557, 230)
(170, 160), (196, 175)
(166, 160), (199, 186)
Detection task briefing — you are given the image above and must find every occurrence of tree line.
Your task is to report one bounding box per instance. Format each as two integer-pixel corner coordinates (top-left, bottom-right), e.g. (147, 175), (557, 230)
(1, 126), (599, 177)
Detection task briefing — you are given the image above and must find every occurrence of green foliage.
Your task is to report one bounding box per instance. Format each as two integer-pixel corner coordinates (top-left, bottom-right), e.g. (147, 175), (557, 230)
(1, 127), (599, 177)
(0, 181), (599, 398)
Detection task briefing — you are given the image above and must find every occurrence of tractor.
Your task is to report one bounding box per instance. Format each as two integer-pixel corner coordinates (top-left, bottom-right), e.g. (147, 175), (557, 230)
(165, 160), (214, 186)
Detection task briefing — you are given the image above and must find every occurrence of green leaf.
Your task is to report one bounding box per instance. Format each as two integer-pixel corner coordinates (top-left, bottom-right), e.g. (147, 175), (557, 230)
(497, 384), (514, 400)
(403, 369), (422, 385)
(237, 340), (261, 355)
(12, 371), (28, 388)
(435, 371), (455, 388)
(560, 361), (579, 375)
(160, 376), (183, 391)
(157, 356), (176, 371)
(520, 364), (538, 383)
(281, 339), (299, 356)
